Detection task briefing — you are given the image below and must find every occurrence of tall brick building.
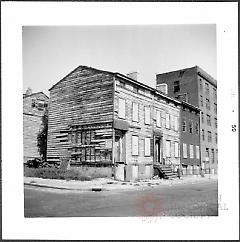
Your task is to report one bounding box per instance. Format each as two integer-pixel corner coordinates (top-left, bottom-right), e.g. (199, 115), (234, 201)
(156, 66), (218, 174)
(23, 89), (49, 162)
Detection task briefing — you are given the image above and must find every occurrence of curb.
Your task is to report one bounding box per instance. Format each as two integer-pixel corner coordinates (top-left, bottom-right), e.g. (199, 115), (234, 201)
(24, 182), (109, 192)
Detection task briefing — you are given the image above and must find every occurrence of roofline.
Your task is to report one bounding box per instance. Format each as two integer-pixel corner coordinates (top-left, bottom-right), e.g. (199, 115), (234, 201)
(49, 65), (181, 106)
(156, 65), (217, 87)
(49, 65), (115, 91)
(23, 91), (49, 99)
(181, 101), (201, 112)
(115, 73), (181, 105)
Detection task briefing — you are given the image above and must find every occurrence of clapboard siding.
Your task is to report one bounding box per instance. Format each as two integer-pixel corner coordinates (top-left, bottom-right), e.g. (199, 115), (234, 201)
(47, 66), (114, 161)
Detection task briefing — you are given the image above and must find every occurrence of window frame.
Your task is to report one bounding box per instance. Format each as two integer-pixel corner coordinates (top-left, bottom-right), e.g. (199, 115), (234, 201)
(118, 97), (126, 119)
(144, 106), (151, 125)
(132, 135), (139, 156)
(144, 137), (151, 157)
(132, 102), (139, 122)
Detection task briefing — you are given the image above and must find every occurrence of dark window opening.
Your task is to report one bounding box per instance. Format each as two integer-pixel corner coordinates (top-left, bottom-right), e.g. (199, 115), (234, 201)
(173, 81), (180, 93)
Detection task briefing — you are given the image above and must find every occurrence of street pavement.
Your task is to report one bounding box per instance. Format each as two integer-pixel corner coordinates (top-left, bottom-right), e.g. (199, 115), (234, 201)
(24, 179), (218, 217)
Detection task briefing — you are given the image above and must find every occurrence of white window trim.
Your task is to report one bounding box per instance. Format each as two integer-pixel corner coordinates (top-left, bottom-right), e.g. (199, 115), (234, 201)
(183, 143), (187, 158)
(118, 98), (126, 119)
(132, 135), (139, 156)
(166, 140), (171, 158)
(190, 144), (194, 159)
(166, 113), (170, 129)
(144, 137), (151, 156)
(156, 110), (161, 127)
(144, 106), (151, 125)
(132, 102), (139, 122)
(174, 142), (179, 158)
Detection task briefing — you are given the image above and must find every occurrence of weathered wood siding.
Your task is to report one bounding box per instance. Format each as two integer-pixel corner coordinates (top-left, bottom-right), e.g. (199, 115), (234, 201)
(23, 92), (48, 162)
(47, 66), (114, 163)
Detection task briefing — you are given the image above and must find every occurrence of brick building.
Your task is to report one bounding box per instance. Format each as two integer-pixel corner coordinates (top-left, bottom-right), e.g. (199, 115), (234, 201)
(156, 66), (218, 174)
(47, 66), (182, 181)
(23, 89), (49, 162)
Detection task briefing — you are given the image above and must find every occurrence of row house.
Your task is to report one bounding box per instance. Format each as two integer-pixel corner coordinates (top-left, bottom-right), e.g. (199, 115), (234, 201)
(23, 89), (49, 162)
(47, 66), (181, 181)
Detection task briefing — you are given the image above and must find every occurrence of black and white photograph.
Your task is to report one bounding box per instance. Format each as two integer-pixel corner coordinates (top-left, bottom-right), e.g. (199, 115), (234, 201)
(2, 2), (239, 240)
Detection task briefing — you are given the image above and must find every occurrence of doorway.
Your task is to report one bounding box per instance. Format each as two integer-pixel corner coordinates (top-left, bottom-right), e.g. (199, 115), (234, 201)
(114, 130), (125, 164)
(155, 138), (162, 164)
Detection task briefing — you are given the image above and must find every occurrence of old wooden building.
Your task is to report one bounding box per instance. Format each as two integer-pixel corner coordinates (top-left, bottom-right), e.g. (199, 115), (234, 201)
(47, 66), (181, 181)
(23, 89), (49, 162)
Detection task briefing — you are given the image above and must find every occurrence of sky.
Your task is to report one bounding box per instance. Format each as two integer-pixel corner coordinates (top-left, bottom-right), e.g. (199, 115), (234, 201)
(22, 25), (216, 95)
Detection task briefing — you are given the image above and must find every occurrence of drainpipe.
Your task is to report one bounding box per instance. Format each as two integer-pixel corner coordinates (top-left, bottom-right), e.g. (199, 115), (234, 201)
(112, 76), (116, 180)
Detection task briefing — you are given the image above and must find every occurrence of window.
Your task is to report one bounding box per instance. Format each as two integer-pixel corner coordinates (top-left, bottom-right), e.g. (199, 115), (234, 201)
(196, 145), (200, 159)
(207, 115), (211, 126)
(118, 98), (126, 119)
(202, 129), (205, 141)
(206, 98), (210, 110)
(201, 112), (204, 123)
(214, 103), (217, 114)
(206, 148), (209, 161)
(166, 140), (171, 157)
(190, 145), (194, 159)
(215, 133), (218, 144)
(173, 80), (180, 93)
(156, 110), (161, 127)
(200, 95), (203, 107)
(199, 79), (203, 92)
(44, 103), (48, 108)
(31, 99), (36, 107)
(119, 81), (125, 88)
(144, 138), (151, 156)
(37, 101), (44, 111)
(214, 118), (217, 128)
(207, 131), (212, 142)
(144, 106), (150, 124)
(213, 88), (217, 101)
(195, 122), (199, 134)
(132, 103), (139, 122)
(174, 116), (179, 131)
(205, 83), (209, 95)
(183, 143), (187, 158)
(132, 136), (139, 156)
(216, 149), (218, 163)
(182, 120), (186, 132)
(133, 86), (139, 93)
(174, 142), (179, 157)
(166, 113), (170, 129)
(177, 93), (188, 102)
(211, 149), (215, 164)
(189, 121), (193, 133)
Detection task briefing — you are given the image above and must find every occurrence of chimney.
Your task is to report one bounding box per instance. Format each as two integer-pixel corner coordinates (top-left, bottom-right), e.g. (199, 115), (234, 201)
(126, 71), (139, 81)
(25, 87), (32, 96)
(156, 83), (168, 95)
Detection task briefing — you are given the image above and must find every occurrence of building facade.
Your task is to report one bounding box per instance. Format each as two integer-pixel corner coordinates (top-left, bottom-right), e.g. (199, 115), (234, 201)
(179, 101), (201, 175)
(47, 66), (181, 181)
(23, 90), (49, 162)
(156, 66), (218, 174)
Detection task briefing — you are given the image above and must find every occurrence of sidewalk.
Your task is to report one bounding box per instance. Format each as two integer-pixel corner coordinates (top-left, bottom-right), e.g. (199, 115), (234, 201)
(24, 174), (218, 192)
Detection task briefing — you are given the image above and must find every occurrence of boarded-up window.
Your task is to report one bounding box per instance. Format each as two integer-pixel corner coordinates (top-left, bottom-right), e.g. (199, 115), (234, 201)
(166, 140), (171, 157)
(144, 137), (151, 156)
(183, 143), (187, 158)
(174, 142), (179, 157)
(132, 103), (138, 122)
(156, 110), (161, 127)
(190, 144), (194, 158)
(174, 116), (179, 131)
(166, 113), (170, 129)
(171, 115), (174, 129)
(144, 107), (150, 124)
(196, 145), (200, 159)
(118, 98), (126, 119)
(132, 135), (139, 156)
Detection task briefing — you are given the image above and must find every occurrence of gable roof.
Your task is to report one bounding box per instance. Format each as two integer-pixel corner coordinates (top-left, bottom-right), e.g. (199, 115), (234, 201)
(23, 91), (49, 99)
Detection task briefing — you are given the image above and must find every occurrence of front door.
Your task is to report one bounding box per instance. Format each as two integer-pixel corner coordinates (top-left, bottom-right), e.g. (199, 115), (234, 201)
(155, 138), (162, 164)
(114, 130), (125, 163)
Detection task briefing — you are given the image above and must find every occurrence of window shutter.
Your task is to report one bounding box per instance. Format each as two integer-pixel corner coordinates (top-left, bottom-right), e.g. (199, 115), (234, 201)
(150, 138), (154, 156)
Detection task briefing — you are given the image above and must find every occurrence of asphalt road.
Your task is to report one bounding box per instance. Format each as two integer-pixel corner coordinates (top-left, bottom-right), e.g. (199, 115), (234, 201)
(24, 180), (218, 217)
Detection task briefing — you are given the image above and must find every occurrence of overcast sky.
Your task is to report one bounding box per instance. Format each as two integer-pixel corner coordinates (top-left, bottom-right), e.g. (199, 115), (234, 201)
(23, 25), (216, 95)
